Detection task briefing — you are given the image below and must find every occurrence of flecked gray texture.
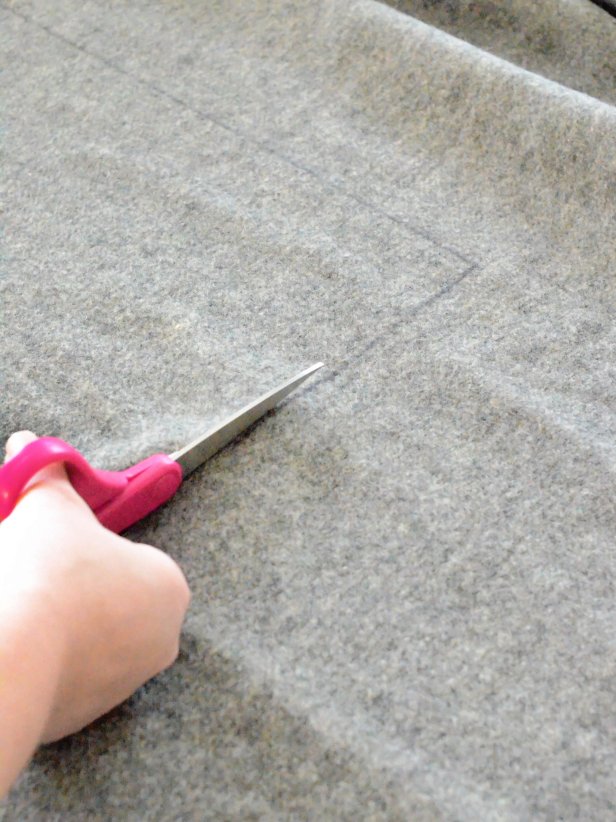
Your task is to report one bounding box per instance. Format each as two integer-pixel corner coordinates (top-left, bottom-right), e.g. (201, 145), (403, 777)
(1, 0), (616, 819)
(383, 0), (616, 105)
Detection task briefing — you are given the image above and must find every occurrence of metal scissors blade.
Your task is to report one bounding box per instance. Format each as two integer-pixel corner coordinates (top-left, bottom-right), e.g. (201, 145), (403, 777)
(169, 362), (324, 477)
(0, 363), (324, 533)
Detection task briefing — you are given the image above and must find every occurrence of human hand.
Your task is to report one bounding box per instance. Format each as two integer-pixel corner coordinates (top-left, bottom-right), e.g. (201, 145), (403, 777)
(0, 430), (190, 745)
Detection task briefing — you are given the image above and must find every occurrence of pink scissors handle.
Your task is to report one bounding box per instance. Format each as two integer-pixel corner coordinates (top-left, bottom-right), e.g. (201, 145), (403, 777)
(0, 437), (183, 533)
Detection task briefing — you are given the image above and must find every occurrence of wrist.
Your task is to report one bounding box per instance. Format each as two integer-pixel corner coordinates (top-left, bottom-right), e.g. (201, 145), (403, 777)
(0, 579), (68, 763)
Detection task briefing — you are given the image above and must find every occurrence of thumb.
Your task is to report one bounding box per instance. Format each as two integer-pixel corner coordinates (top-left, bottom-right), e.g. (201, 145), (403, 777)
(5, 430), (39, 461)
(4, 430), (70, 486)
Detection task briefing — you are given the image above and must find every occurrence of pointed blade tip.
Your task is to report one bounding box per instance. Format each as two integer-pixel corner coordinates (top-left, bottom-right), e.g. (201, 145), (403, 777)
(169, 361), (325, 472)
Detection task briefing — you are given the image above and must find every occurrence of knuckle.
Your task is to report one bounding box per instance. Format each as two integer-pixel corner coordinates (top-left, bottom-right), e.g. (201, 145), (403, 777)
(170, 566), (191, 612)
(163, 639), (181, 670)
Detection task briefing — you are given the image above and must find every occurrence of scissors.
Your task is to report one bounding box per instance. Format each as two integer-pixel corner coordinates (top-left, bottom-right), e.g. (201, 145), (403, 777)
(0, 363), (323, 533)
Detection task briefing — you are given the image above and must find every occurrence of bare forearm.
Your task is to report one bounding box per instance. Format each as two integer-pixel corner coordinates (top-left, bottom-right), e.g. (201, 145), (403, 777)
(0, 589), (65, 797)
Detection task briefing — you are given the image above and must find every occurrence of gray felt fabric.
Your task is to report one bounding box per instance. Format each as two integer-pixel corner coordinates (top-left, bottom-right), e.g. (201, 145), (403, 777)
(1, 0), (616, 819)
